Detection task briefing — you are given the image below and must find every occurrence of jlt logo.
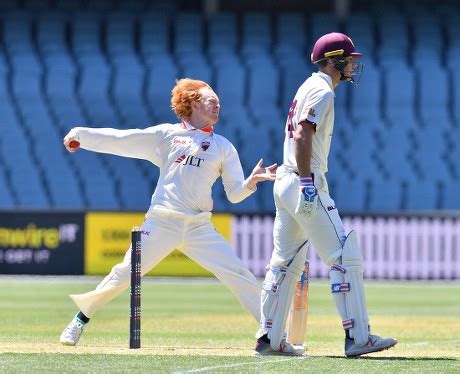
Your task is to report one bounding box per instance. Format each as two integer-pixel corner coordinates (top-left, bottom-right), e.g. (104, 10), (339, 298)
(174, 154), (204, 167)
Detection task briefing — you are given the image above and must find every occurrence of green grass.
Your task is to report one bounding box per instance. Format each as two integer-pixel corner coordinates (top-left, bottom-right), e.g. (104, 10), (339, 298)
(0, 277), (459, 373)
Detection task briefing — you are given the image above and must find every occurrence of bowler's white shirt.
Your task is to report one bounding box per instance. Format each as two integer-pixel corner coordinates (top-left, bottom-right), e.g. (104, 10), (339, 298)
(70, 122), (255, 216)
(283, 72), (335, 173)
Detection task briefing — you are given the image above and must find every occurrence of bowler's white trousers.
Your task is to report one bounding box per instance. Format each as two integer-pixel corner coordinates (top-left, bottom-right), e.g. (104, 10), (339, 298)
(258, 168), (347, 337)
(70, 209), (261, 322)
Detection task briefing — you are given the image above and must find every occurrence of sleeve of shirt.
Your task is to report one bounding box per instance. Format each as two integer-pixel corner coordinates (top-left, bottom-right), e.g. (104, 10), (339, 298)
(220, 140), (256, 204)
(69, 125), (167, 165)
(298, 90), (334, 129)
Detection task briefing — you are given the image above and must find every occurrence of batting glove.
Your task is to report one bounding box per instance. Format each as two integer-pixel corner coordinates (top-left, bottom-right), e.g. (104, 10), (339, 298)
(295, 176), (318, 220)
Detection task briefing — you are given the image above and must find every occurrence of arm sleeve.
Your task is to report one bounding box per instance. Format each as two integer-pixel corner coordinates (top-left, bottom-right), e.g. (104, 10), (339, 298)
(70, 126), (165, 164)
(220, 142), (256, 204)
(298, 90), (334, 129)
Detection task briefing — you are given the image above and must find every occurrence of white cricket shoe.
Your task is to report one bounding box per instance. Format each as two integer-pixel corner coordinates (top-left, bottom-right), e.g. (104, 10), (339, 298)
(60, 316), (87, 346)
(255, 335), (305, 356)
(345, 334), (397, 357)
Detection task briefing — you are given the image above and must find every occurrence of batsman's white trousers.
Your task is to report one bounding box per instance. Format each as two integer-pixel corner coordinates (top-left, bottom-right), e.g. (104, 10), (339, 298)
(270, 169), (346, 267)
(70, 209), (261, 322)
(258, 168), (347, 337)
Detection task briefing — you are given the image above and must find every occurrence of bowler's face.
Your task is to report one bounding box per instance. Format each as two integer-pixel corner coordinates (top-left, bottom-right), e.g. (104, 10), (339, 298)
(195, 87), (220, 126)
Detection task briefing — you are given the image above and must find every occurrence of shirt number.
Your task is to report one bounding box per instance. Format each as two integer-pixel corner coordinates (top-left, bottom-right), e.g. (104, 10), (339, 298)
(286, 99), (297, 138)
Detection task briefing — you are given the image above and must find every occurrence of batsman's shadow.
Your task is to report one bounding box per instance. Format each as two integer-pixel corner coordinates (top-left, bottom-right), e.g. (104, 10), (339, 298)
(326, 356), (457, 361)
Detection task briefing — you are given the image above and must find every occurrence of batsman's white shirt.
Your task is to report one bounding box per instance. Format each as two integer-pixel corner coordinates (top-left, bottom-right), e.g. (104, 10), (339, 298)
(283, 71), (335, 174)
(68, 123), (261, 322)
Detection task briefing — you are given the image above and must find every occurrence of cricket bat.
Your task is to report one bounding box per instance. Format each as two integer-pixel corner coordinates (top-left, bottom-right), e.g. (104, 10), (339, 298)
(286, 260), (310, 345)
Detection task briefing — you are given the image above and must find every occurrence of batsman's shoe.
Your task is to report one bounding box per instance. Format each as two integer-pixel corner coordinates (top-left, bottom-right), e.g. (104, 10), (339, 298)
(60, 316), (87, 346)
(345, 334), (397, 357)
(255, 335), (305, 356)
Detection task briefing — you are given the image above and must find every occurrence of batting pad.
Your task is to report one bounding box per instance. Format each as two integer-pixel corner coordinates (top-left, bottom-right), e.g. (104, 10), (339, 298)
(342, 231), (370, 345)
(261, 248), (306, 350)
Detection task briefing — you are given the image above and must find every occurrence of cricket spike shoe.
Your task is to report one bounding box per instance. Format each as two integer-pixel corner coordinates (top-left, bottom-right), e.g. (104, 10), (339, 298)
(255, 334), (305, 356)
(345, 334), (397, 357)
(60, 315), (87, 346)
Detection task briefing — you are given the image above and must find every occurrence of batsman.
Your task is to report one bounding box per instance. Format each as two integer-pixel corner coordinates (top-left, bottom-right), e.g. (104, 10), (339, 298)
(255, 32), (397, 357)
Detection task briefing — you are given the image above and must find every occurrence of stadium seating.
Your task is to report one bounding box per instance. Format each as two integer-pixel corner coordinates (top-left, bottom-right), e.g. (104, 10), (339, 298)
(0, 1), (458, 212)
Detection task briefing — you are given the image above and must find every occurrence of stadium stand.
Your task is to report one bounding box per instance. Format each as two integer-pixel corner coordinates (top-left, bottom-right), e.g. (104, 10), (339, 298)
(0, 0), (458, 213)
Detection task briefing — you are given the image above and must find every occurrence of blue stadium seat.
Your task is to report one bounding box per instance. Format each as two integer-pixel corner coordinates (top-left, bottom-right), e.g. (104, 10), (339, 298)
(213, 58), (246, 110)
(22, 0), (49, 8)
(382, 60), (415, 119)
(44, 54), (87, 131)
(71, 12), (103, 56)
(241, 12), (272, 58)
(139, 11), (171, 58)
(0, 167), (15, 208)
(3, 10), (34, 55)
(112, 55), (153, 127)
(145, 54), (179, 124)
(208, 12), (238, 58)
(212, 179), (231, 213)
(444, 12), (460, 51)
(278, 53), (311, 111)
(252, 106), (284, 135)
(375, 11), (409, 60)
(174, 12), (204, 56)
(214, 121), (238, 146)
(310, 13), (339, 43)
(247, 55), (279, 116)
(103, 156), (152, 210)
(0, 0), (18, 10)
(106, 11), (137, 57)
(72, 150), (119, 209)
(117, 0), (148, 11)
(78, 54), (120, 125)
(238, 126), (271, 171)
(148, 0), (178, 14)
(86, 0), (115, 11)
(55, 0), (83, 10)
(228, 190), (260, 214)
(332, 175), (368, 213)
(415, 63), (450, 125)
(350, 63), (381, 122)
(7, 153), (49, 208)
(274, 12), (307, 56)
(35, 146), (85, 209)
(368, 174), (403, 212)
(442, 181), (460, 209)
(405, 180), (440, 210)
(341, 120), (382, 180)
(344, 11), (375, 59)
(178, 54), (212, 84)
(36, 10), (69, 55)
(411, 13), (443, 53)
(257, 182), (275, 214)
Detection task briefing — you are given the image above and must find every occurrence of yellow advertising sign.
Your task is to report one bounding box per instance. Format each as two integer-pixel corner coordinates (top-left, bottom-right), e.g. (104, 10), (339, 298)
(84, 212), (232, 276)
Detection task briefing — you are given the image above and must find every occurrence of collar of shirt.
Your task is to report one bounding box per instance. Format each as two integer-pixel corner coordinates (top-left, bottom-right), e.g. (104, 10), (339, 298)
(181, 120), (214, 133)
(313, 71), (334, 91)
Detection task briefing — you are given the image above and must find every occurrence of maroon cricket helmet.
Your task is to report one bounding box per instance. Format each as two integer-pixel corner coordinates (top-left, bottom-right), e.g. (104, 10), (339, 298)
(310, 32), (363, 63)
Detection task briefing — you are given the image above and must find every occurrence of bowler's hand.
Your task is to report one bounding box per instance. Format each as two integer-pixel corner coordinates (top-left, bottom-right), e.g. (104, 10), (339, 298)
(63, 129), (80, 153)
(295, 176), (318, 220)
(246, 159), (278, 189)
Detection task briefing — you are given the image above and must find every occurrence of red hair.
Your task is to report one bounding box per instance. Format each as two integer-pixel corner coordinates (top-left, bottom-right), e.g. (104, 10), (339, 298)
(171, 78), (210, 119)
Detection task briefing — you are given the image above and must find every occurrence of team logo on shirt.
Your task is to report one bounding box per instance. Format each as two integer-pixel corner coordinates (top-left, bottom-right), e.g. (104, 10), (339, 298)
(174, 154), (204, 167)
(201, 141), (210, 151)
(307, 108), (316, 117)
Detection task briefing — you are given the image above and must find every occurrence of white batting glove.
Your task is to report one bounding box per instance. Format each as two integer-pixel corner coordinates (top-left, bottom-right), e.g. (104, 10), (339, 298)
(295, 176), (318, 220)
